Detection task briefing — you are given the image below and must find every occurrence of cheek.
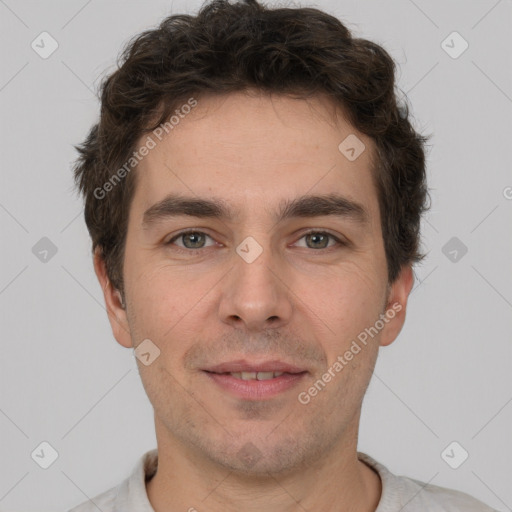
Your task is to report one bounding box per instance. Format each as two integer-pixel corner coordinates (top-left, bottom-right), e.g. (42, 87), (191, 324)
(125, 261), (216, 368)
(308, 262), (385, 350)
(124, 262), (180, 348)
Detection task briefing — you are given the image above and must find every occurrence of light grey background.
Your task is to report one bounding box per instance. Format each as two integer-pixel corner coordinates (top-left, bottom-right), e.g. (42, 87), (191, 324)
(0, 0), (511, 511)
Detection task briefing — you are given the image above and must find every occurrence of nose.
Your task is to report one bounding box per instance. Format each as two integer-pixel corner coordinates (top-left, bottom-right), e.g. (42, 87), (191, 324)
(218, 241), (293, 332)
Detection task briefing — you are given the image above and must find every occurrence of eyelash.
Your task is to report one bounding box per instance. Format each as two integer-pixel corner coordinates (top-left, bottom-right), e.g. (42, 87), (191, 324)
(165, 229), (346, 253)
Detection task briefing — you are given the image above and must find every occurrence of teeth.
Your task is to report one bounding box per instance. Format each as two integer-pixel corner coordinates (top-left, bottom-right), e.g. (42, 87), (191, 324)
(256, 371), (275, 381)
(229, 371), (285, 380)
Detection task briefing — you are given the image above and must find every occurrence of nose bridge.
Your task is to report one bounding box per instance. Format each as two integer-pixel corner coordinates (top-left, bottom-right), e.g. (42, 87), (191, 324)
(235, 236), (276, 289)
(218, 234), (292, 330)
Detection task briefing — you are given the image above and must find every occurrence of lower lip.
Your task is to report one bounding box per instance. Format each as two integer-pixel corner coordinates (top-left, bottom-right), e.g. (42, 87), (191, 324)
(204, 371), (307, 400)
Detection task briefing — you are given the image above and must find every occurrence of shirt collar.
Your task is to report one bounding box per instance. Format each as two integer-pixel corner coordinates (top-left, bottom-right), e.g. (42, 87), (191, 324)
(113, 449), (397, 511)
(112, 448), (158, 512)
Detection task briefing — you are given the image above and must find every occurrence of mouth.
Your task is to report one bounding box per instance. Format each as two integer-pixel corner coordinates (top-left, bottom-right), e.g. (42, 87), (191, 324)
(215, 370), (289, 381)
(202, 360), (308, 399)
(204, 359), (307, 374)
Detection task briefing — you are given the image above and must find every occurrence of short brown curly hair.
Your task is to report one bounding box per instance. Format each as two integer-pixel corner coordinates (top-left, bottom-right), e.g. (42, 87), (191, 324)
(73, 0), (431, 299)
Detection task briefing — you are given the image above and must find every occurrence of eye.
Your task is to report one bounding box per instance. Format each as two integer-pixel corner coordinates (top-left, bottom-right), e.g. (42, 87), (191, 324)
(294, 230), (345, 250)
(165, 230), (216, 250)
(165, 229), (346, 252)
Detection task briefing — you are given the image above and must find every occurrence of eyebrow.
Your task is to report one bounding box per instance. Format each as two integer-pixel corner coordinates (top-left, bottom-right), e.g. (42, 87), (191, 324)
(141, 193), (369, 229)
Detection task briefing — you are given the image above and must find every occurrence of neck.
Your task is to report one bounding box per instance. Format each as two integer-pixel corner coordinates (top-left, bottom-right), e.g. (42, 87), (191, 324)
(146, 419), (381, 512)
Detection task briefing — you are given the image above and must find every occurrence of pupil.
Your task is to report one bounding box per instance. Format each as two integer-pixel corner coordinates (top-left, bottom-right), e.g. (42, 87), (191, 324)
(308, 233), (327, 249)
(185, 232), (204, 248)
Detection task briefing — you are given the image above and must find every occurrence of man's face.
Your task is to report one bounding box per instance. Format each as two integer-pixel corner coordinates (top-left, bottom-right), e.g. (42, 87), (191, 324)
(98, 92), (412, 475)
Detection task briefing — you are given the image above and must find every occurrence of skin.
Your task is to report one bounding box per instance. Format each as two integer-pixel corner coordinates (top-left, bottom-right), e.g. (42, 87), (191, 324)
(94, 91), (414, 512)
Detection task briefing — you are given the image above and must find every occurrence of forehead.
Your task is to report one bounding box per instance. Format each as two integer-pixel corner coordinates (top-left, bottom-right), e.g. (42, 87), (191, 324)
(132, 92), (379, 226)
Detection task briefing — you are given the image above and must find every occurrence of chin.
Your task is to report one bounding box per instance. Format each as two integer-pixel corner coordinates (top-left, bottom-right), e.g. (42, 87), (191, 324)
(202, 435), (317, 477)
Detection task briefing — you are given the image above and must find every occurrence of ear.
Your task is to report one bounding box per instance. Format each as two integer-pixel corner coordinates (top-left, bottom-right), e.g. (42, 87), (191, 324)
(93, 248), (132, 349)
(379, 265), (414, 347)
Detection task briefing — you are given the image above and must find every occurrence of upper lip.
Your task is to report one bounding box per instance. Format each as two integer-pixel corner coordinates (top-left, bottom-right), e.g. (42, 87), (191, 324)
(203, 359), (307, 374)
